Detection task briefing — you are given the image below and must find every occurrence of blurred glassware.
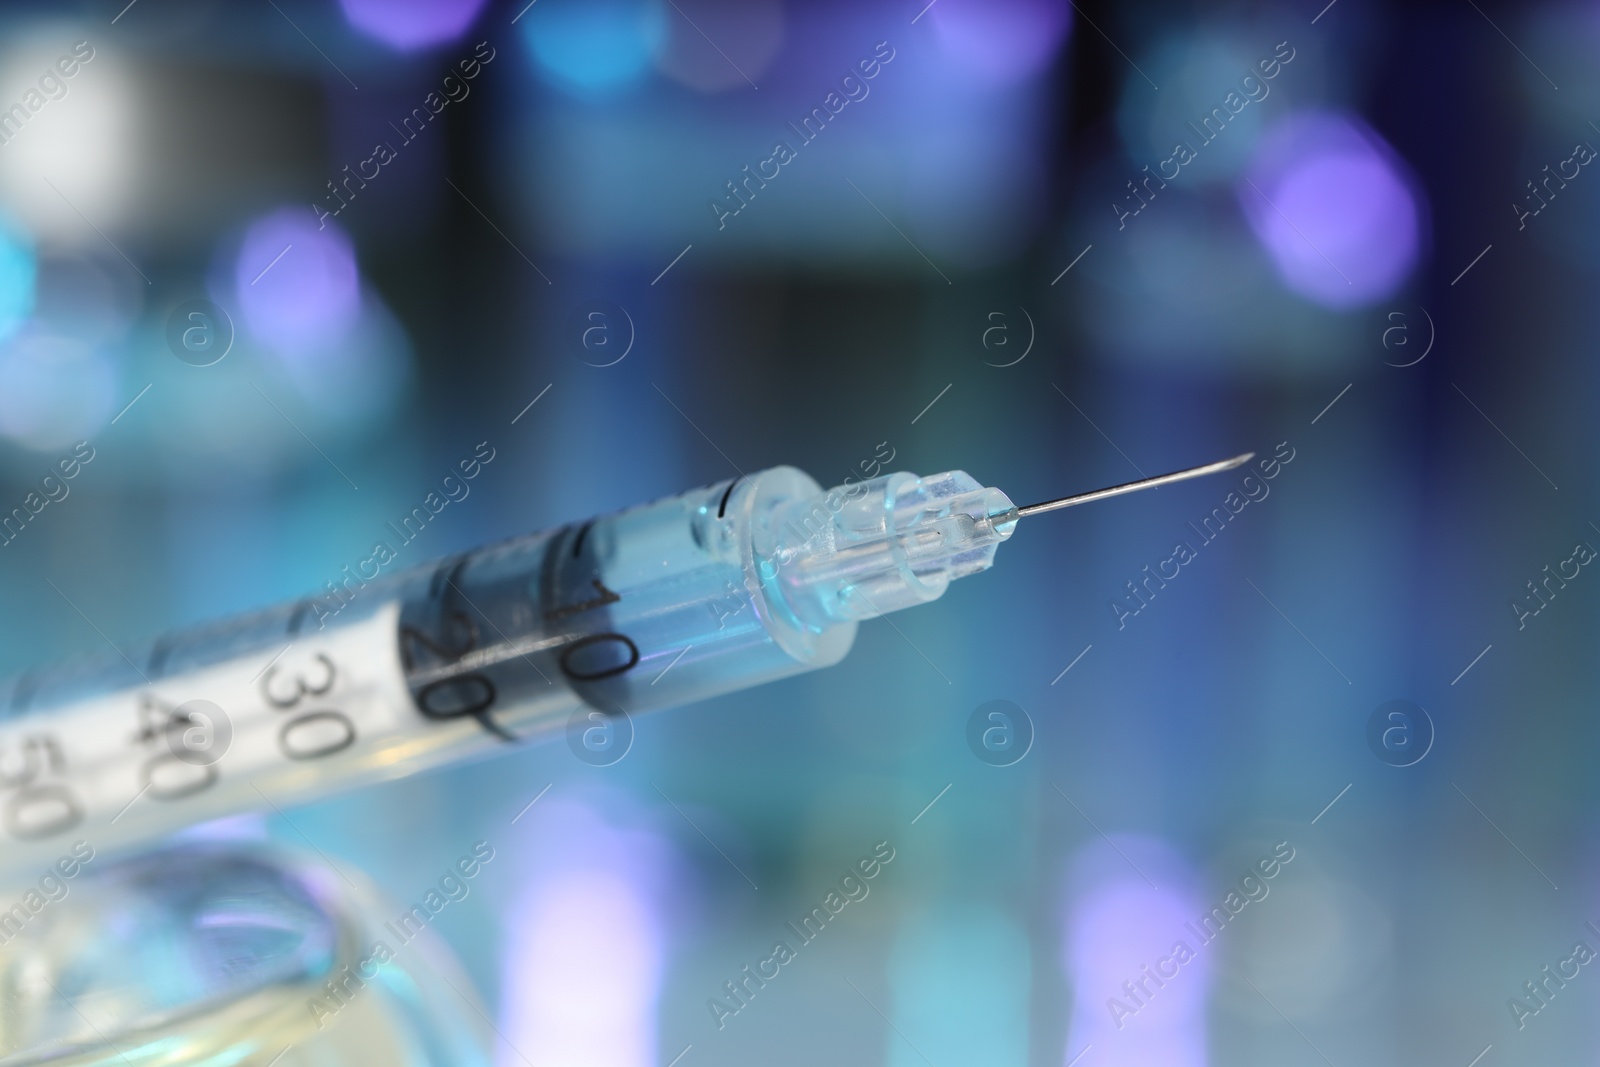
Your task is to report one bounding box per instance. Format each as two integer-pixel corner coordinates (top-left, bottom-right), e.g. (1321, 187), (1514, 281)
(0, 842), (493, 1066)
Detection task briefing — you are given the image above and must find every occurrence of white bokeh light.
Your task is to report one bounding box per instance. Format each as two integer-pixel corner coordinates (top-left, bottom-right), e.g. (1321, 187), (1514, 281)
(0, 33), (136, 245)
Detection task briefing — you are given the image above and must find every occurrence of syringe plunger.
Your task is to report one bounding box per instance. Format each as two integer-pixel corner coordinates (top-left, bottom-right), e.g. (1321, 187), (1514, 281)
(0, 454), (1248, 881)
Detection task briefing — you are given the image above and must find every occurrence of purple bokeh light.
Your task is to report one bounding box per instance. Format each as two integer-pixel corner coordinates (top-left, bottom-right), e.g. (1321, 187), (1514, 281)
(1238, 113), (1424, 309)
(233, 209), (361, 358)
(499, 798), (672, 1067)
(929, 0), (1072, 85)
(339, 0), (489, 51)
(1064, 837), (1207, 1067)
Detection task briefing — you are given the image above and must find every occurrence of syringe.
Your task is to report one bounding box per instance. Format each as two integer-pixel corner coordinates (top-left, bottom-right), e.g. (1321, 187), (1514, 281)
(0, 455), (1250, 878)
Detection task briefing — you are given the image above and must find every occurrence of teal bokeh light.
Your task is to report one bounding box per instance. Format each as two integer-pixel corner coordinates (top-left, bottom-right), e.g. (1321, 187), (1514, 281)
(0, 218), (38, 344)
(520, 0), (667, 95)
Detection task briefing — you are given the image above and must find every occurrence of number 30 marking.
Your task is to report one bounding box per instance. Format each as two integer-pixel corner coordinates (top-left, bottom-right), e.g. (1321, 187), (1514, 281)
(261, 654), (336, 708)
(280, 711), (356, 760)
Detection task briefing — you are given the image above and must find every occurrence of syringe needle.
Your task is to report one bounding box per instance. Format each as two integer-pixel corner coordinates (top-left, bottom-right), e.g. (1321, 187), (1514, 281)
(1009, 452), (1255, 519)
(0, 453), (1262, 875)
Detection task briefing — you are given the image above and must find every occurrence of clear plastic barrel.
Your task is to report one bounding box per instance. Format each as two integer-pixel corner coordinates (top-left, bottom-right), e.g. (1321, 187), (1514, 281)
(0, 465), (1016, 880)
(0, 468), (857, 881)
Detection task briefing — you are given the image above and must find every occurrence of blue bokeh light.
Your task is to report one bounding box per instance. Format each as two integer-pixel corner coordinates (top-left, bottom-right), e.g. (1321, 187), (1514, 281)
(520, 0), (668, 95)
(0, 329), (117, 452)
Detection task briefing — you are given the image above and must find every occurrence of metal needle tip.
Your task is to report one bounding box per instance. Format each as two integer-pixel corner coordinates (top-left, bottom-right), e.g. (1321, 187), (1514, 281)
(1009, 452), (1255, 519)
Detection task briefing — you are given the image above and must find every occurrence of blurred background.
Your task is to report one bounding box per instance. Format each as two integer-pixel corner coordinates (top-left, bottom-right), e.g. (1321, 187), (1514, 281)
(0, 0), (1596, 1063)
